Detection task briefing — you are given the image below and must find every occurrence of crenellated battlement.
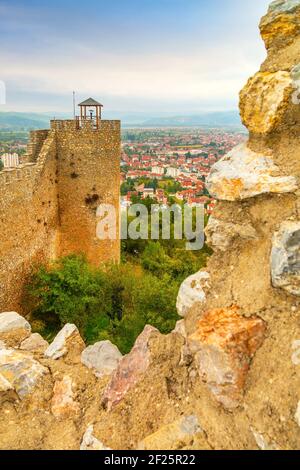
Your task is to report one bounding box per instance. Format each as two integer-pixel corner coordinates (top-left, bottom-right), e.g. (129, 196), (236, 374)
(23, 129), (50, 163)
(50, 118), (120, 132)
(0, 132), (56, 188)
(0, 163), (37, 186)
(50, 119), (77, 131)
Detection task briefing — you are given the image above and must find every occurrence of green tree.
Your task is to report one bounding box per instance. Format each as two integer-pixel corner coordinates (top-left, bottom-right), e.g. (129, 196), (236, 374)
(26, 255), (180, 354)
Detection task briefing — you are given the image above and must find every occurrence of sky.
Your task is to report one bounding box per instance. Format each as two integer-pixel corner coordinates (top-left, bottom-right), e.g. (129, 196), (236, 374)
(0, 0), (271, 114)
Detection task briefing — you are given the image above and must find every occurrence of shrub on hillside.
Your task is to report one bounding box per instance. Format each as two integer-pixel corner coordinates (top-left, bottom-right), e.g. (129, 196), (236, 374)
(26, 255), (180, 354)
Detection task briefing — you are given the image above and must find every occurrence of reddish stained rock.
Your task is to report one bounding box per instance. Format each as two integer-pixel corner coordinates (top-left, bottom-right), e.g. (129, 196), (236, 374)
(51, 375), (80, 419)
(188, 306), (266, 409)
(102, 325), (158, 411)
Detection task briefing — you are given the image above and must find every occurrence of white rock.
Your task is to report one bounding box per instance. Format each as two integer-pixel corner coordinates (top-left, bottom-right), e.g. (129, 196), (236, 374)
(291, 340), (300, 365)
(271, 222), (300, 295)
(172, 320), (187, 338)
(45, 324), (84, 360)
(206, 143), (297, 201)
(20, 333), (49, 353)
(294, 401), (300, 427)
(0, 341), (6, 350)
(0, 373), (14, 392)
(0, 312), (31, 336)
(0, 349), (48, 399)
(81, 341), (122, 378)
(176, 271), (210, 317)
(80, 425), (111, 451)
(251, 428), (279, 450)
(269, 0), (300, 14)
(205, 216), (258, 251)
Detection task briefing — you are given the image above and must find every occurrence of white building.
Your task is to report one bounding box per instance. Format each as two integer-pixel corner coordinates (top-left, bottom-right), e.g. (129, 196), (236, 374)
(166, 167), (180, 178)
(0, 153), (19, 168)
(151, 166), (164, 175)
(142, 188), (155, 199)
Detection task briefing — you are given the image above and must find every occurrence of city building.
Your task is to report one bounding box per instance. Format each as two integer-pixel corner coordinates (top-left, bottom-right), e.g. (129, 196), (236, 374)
(0, 153), (19, 168)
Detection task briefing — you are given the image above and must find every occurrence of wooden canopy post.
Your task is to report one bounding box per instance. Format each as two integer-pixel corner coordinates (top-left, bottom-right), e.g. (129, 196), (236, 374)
(78, 98), (103, 129)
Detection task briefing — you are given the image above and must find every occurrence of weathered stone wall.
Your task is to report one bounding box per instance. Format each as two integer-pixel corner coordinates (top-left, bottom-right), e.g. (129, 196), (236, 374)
(53, 119), (120, 265)
(23, 130), (50, 163)
(0, 120), (120, 312)
(0, 132), (59, 312)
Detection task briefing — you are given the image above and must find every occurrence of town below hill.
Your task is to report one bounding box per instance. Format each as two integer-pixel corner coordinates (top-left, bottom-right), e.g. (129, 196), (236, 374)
(121, 128), (246, 210)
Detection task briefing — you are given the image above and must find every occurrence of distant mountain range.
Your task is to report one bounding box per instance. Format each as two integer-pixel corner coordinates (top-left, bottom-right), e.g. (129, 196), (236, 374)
(0, 112), (53, 130)
(0, 110), (243, 130)
(139, 111), (242, 128)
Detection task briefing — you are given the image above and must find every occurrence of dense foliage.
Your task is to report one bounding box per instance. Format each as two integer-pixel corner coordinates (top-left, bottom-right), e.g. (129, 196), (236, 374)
(27, 256), (181, 354)
(27, 238), (211, 354)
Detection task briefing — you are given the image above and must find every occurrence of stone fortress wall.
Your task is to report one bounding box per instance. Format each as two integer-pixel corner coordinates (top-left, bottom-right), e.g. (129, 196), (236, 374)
(0, 120), (120, 312)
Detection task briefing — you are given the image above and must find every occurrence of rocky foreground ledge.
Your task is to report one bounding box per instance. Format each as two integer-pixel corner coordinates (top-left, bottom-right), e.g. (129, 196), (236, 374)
(0, 310), (209, 449)
(0, 301), (288, 450)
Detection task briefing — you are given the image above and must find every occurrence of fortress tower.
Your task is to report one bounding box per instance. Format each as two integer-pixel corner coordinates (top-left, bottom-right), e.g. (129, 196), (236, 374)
(0, 99), (120, 311)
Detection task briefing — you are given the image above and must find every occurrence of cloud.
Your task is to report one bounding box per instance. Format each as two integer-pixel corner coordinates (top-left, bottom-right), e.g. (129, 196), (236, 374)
(0, 0), (269, 112)
(2, 38), (266, 109)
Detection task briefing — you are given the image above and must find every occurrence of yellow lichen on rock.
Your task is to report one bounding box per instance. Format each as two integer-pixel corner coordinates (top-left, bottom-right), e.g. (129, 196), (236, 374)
(261, 13), (300, 49)
(260, 1), (300, 50)
(239, 71), (293, 134)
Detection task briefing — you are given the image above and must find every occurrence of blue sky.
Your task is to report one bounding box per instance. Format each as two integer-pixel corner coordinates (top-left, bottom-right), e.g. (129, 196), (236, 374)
(0, 0), (271, 114)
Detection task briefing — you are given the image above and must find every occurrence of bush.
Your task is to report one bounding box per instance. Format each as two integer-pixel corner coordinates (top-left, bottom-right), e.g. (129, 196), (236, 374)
(141, 241), (211, 283)
(27, 255), (180, 354)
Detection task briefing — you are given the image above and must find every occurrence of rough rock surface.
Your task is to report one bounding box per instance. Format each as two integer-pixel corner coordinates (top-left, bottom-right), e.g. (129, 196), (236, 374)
(102, 325), (158, 410)
(0, 373), (17, 404)
(81, 341), (122, 378)
(176, 271), (210, 317)
(206, 143), (297, 201)
(239, 71), (293, 134)
(0, 349), (48, 399)
(51, 375), (80, 419)
(260, 0), (300, 50)
(20, 333), (49, 353)
(138, 416), (208, 450)
(189, 307), (266, 409)
(294, 402), (300, 427)
(0, 312), (31, 347)
(80, 425), (112, 451)
(271, 221), (300, 295)
(45, 324), (85, 362)
(251, 428), (279, 451)
(205, 217), (258, 252)
(173, 320), (187, 338)
(0, 373), (14, 392)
